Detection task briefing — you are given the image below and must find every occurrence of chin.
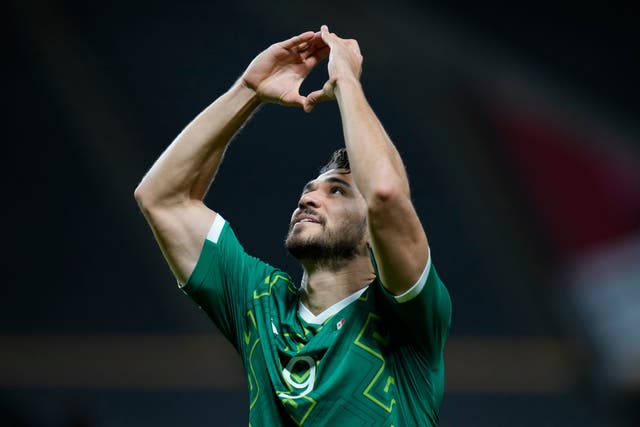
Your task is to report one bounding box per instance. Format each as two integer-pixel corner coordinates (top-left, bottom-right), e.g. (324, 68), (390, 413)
(285, 233), (323, 260)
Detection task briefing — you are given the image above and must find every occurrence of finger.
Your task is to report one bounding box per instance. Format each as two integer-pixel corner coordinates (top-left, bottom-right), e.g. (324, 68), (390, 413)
(304, 82), (335, 113)
(300, 35), (328, 59)
(284, 92), (307, 108)
(303, 45), (330, 68)
(303, 89), (323, 113)
(303, 92), (331, 113)
(298, 42), (326, 59)
(319, 24), (336, 46)
(296, 41), (310, 52)
(280, 31), (315, 49)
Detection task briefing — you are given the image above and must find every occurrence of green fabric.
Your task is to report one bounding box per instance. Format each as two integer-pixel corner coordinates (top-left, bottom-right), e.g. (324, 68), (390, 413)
(182, 220), (451, 426)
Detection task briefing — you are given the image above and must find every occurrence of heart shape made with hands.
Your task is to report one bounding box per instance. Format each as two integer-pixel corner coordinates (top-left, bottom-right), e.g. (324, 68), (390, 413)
(299, 24), (363, 113)
(243, 25), (359, 113)
(290, 27), (337, 113)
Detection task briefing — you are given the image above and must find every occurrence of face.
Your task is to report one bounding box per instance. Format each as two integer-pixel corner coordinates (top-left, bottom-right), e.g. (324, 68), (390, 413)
(285, 169), (369, 264)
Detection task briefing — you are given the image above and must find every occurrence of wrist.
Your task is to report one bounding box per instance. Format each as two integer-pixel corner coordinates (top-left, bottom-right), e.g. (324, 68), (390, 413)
(232, 79), (263, 109)
(334, 76), (362, 98)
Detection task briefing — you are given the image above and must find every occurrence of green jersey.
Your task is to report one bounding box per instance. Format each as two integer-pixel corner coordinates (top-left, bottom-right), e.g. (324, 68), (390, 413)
(181, 215), (451, 426)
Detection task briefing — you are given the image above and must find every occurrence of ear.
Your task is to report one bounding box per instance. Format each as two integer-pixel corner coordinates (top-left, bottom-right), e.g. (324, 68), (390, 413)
(362, 239), (372, 259)
(363, 218), (371, 247)
(363, 228), (371, 248)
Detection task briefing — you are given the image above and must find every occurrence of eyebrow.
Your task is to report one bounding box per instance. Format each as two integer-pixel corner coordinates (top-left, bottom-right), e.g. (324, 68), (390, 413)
(302, 176), (352, 194)
(325, 176), (352, 189)
(302, 180), (316, 194)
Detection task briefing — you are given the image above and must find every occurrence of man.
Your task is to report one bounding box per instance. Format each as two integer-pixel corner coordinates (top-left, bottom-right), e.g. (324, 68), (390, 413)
(135, 25), (451, 426)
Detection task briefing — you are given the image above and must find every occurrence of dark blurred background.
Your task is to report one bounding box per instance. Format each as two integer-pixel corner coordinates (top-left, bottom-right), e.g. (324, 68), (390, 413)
(4, 0), (639, 426)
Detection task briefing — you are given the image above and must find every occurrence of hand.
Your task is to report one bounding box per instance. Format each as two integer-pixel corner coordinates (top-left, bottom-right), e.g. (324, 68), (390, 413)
(241, 31), (330, 108)
(304, 25), (363, 113)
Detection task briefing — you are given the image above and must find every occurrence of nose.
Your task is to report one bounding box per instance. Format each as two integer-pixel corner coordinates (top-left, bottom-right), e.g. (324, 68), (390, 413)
(298, 191), (321, 209)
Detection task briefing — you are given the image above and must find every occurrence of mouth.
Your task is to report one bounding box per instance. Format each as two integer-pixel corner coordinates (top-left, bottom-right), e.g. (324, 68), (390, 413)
(295, 215), (320, 224)
(293, 212), (322, 226)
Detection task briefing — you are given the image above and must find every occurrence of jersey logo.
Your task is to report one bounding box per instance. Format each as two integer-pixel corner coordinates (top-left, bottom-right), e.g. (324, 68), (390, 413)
(336, 318), (345, 330)
(278, 355), (317, 399)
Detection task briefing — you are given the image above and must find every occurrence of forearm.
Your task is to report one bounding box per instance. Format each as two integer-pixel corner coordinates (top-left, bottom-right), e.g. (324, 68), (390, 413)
(336, 78), (429, 293)
(334, 79), (410, 202)
(135, 82), (261, 209)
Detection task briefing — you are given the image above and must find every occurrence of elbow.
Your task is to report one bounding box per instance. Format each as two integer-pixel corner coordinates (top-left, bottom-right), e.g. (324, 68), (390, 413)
(367, 181), (409, 210)
(367, 190), (396, 214)
(133, 182), (156, 216)
(134, 184), (168, 225)
(133, 183), (149, 213)
(134, 181), (192, 220)
(133, 183), (144, 204)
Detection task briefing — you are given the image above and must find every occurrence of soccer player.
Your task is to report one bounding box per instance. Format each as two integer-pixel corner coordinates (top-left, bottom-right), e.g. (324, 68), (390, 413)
(135, 25), (452, 426)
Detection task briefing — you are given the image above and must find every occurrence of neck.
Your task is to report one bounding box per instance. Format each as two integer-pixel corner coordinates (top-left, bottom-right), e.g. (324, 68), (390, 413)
(299, 254), (376, 316)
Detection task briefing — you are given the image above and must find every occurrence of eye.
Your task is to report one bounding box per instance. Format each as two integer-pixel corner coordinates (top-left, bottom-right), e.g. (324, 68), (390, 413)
(330, 186), (345, 195)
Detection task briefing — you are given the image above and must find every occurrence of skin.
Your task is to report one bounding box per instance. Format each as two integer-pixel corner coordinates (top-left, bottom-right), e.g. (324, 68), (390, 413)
(285, 169), (375, 314)
(134, 25), (429, 316)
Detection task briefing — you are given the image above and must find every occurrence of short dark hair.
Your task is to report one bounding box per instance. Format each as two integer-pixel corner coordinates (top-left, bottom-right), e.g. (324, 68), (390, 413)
(319, 148), (350, 174)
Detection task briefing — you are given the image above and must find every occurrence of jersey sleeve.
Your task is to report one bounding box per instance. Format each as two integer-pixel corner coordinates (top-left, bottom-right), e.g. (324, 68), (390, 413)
(371, 249), (452, 364)
(179, 214), (275, 351)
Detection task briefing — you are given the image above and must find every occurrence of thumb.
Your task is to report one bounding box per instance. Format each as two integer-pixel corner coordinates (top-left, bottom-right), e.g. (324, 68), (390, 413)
(278, 90), (307, 108)
(304, 88), (325, 113)
(288, 93), (308, 108)
(303, 80), (336, 113)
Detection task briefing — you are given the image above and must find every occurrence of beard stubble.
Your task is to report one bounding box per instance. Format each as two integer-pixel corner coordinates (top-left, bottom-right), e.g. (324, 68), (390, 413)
(284, 216), (367, 267)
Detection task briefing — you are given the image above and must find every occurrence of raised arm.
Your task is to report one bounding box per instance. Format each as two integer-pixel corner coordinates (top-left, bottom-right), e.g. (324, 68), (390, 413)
(306, 25), (428, 295)
(134, 31), (329, 283)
